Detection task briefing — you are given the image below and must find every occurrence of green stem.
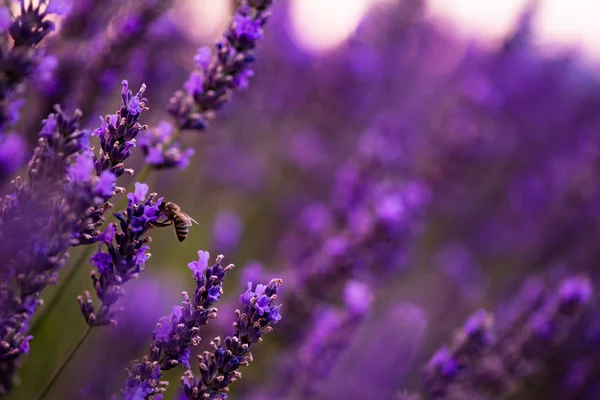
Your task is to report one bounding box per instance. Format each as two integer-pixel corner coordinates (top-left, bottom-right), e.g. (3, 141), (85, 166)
(34, 324), (93, 400)
(28, 251), (83, 337)
(134, 163), (152, 187)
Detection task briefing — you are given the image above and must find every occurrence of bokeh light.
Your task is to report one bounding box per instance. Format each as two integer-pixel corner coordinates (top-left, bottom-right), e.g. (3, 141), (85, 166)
(174, 0), (232, 40)
(289, 0), (371, 52)
(426, 0), (529, 38)
(536, 0), (600, 58)
(284, 0), (600, 59)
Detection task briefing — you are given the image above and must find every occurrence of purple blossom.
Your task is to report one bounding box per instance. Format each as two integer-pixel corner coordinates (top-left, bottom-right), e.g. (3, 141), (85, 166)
(94, 170), (116, 198)
(7, 1), (600, 399)
(168, 0), (276, 131)
(0, 1), (57, 130)
(558, 275), (593, 304)
(67, 151), (94, 183)
(0, 107), (100, 392)
(183, 72), (204, 96)
(122, 80), (143, 115)
(18, 336), (33, 355)
(78, 184), (166, 326)
(188, 250), (210, 279)
(463, 309), (494, 341)
(138, 120), (195, 170)
(193, 46), (211, 70)
(144, 147), (165, 165)
(232, 14), (263, 43)
(172, 148), (195, 170)
(123, 254), (236, 399)
(428, 346), (458, 378)
(94, 81), (148, 178)
(375, 192), (406, 222)
(148, 252), (232, 368)
(69, 81), (150, 247)
(153, 323), (171, 344)
(180, 278), (283, 399)
(423, 275), (593, 399)
(96, 223), (116, 244)
(128, 182), (149, 204)
(40, 114), (57, 136)
(90, 252), (112, 274)
(155, 120), (174, 142)
(121, 14), (142, 36)
(7, 99), (24, 126)
(178, 349), (191, 369)
(343, 280), (373, 315)
(234, 68), (255, 90)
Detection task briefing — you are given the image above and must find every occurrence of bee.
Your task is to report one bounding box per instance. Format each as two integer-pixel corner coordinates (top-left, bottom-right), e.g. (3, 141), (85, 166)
(156, 202), (198, 242)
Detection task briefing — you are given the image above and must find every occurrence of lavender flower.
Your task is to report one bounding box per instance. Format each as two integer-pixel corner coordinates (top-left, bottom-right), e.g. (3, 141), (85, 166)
(0, 0), (68, 131)
(78, 183), (165, 326)
(129, 0), (277, 173)
(317, 302), (427, 400)
(128, 0), (279, 173)
(343, 280), (374, 315)
(92, 80), (148, 178)
(138, 121), (195, 170)
(6, 1), (600, 399)
(168, 0), (276, 132)
(180, 278), (283, 400)
(71, 81), (149, 247)
(122, 252), (235, 399)
(0, 106), (110, 393)
(278, 305), (365, 399)
(423, 275), (593, 399)
(280, 178), (429, 343)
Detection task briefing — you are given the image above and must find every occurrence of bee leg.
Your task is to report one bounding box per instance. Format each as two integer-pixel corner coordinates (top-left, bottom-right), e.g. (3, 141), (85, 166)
(153, 221), (173, 227)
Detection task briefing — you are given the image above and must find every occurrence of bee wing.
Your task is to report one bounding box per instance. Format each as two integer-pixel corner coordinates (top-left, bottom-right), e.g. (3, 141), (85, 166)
(181, 212), (199, 225)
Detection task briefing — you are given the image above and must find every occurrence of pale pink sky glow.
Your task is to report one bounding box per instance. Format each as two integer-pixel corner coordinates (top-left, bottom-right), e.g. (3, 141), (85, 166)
(180, 0), (600, 59)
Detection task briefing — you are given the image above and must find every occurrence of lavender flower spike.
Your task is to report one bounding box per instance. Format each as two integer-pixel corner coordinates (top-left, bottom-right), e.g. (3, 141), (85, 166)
(73, 80), (149, 246)
(122, 252), (235, 399)
(0, 0), (68, 131)
(180, 278), (283, 400)
(92, 80), (149, 178)
(139, 0), (277, 172)
(168, 0), (276, 132)
(78, 183), (164, 326)
(138, 120), (195, 170)
(423, 309), (495, 398)
(0, 107), (110, 393)
(423, 275), (593, 399)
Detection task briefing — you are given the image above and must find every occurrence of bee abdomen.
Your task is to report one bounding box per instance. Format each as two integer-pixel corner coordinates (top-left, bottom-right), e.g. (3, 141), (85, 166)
(174, 220), (189, 242)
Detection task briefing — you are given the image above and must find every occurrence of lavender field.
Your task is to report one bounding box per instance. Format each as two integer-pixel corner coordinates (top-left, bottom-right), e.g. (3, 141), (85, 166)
(1, 1), (599, 399)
